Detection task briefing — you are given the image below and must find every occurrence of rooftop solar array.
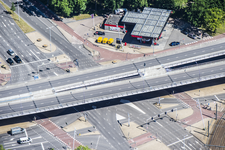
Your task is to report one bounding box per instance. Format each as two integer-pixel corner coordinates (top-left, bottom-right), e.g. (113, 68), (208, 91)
(122, 7), (171, 38)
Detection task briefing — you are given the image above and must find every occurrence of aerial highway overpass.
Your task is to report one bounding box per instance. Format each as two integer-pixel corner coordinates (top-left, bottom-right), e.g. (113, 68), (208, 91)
(0, 58), (225, 120)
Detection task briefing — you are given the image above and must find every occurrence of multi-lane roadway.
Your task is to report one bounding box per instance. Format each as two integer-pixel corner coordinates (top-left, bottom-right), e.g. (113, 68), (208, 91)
(0, 60), (225, 119)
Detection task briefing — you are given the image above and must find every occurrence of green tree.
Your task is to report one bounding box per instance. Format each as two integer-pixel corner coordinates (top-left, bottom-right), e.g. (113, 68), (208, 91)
(185, 0), (210, 27)
(11, 2), (16, 12)
(75, 145), (91, 150)
(0, 145), (6, 150)
(102, 0), (116, 12)
(60, 0), (73, 16)
(76, 0), (87, 14)
(171, 0), (188, 9)
(50, 0), (61, 13)
(204, 7), (225, 32)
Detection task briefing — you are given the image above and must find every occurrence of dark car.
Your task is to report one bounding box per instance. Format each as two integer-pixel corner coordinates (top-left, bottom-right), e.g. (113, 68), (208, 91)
(181, 29), (188, 35)
(7, 49), (15, 56)
(188, 32), (197, 39)
(7, 58), (14, 65)
(169, 41), (180, 46)
(14, 55), (22, 63)
(94, 31), (105, 35)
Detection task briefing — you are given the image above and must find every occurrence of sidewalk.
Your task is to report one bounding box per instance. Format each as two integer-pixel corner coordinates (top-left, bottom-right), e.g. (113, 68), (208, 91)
(174, 93), (223, 128)
(36, 118), (81, 149)
(128, 132), (155, 148)
(0, 57), (11, 86)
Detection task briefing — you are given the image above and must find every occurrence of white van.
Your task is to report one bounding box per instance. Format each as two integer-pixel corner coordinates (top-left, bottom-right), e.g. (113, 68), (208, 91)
(18, 137), (32, 144)
(11, 127), (25, 135)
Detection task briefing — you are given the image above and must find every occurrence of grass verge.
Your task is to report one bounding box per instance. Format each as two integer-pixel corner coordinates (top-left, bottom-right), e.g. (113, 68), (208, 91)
(0, 1), (35, 33)
(213, 23), (225, 36)
(72, 14), (91, 20)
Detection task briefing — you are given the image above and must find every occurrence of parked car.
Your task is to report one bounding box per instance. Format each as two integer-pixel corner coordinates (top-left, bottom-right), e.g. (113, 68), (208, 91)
(181, 29), (188, 35)
(7, 49), (15, 56)
(7, 58), (14, 65)
(94, 31), (105, 35)
(14, 55), (22, 63)
(188, 32), (197, 39)
(169, 41), (180, 46)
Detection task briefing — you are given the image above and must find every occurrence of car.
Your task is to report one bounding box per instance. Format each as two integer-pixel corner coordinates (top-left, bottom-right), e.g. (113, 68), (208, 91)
(11, 127), (25, 135)
(7, 49), (15, 56)
(14, 55), (22, 63)
(169, 41), (180, 46)
(188, 32), (197, 39)
(18, 137), (32, 144)
(94, 31), (105, 35)
(7, 58), (14, 65)
(181, 29), (188, 35)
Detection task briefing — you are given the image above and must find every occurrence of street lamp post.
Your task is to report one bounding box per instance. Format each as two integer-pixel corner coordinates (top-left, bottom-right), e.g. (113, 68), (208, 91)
(197, 99), (206, 129)
(46, 26), (54, 52)
(152, 38), (154, 54)
(144, 63), (146, 75)
(17, 0), (20, 21)
(73, 127), (76, 150)
(116, 23), (124, 51)
(128, 113), (130, 127)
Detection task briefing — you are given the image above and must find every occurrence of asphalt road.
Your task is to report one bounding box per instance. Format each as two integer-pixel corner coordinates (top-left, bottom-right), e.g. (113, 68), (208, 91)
(0, 4), (66, 84)
(0, 62), (225, 117)
(0, 91), (213, 150)
(1, 0), (225, 86)
(0, 125), (67, 150)
(2, 0), (99, 70)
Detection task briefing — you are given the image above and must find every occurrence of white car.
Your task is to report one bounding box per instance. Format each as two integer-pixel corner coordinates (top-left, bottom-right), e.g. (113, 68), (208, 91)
(18, 137), (32, 144)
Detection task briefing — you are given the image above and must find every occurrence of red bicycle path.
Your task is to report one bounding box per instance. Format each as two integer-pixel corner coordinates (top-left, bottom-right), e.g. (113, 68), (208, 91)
(36, 118), (81, 149)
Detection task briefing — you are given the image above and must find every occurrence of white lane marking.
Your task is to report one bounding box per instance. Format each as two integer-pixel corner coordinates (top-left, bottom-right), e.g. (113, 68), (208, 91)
(41, 142), (44, 150)
(167, 136), (193, 146)
(32, 136), (42, 140)
(30, 49), (40, 60)
(10, 59), (47, 67)
(2, 22), (6, 27)
(54, 72), (58, 76)
(120, 99), (146, 114)
(4, 141), (48, 149)
(116, 114), (126, 120)
(9, 20), (14, 25)
(156, 121), (163, 127)
(3, 141), (16, 145)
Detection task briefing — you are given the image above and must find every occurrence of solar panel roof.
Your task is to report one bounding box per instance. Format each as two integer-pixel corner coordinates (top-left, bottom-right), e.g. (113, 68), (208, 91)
(122, 7), (171, 38)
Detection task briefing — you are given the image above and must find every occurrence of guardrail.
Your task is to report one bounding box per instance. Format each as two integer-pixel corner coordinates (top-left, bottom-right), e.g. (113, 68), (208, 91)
(164, 51), (225, 69)
(54, 70), (139, 93)
(0, 71), (225, 120)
